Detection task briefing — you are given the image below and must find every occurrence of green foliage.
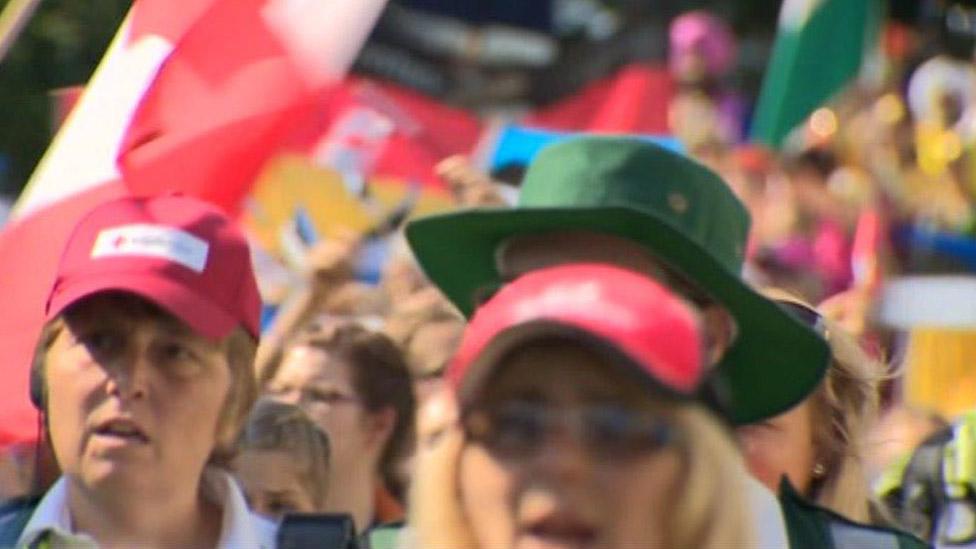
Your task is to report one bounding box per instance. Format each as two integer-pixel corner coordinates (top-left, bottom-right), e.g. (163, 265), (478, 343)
(0, 0), (130, 196)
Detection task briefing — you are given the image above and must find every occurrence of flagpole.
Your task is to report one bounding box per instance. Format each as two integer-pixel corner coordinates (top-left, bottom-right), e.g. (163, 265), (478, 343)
(0, 0), (42, 63)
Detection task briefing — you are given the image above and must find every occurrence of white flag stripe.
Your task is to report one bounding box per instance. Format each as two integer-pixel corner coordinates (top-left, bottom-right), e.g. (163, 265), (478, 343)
(262, 0), (388, 87)
(778, 0), (825, 31)
(13, 10), (175, 219)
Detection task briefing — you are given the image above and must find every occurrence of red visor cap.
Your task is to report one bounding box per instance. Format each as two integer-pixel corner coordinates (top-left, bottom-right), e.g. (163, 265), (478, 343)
(46, 194), (261, 341)
(449, 263), (704, 397)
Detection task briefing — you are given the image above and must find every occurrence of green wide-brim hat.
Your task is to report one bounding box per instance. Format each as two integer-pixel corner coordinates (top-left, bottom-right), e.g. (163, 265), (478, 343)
(406, 136), (829, 424)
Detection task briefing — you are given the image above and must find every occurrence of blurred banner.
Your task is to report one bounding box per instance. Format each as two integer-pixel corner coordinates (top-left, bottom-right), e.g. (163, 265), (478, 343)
(904, 328), (976, 419)
(879, 275), (976, 419)
(751, 0), (883, 148)
(489, 125), (682, 174)
(243, 77), (478, 256)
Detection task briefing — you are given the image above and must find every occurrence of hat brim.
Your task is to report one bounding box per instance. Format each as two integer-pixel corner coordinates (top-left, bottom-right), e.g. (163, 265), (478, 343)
(47, 272), (241, 341)
(407, 206), (830, 424)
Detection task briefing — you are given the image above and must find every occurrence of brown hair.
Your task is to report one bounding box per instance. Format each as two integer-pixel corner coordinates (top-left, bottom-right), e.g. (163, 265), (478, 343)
(237, 398), (331, 508)
(31, 292), (258, 467)
(275, 320), (416, 500)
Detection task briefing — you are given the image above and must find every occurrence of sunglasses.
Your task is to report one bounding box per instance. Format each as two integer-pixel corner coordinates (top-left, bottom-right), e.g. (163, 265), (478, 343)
(462, 399), (679, 461)
(775, 300), (828, 339)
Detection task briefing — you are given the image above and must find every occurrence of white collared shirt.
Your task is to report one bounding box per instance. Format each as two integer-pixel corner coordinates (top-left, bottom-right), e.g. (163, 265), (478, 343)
(16, 467), (276, 548)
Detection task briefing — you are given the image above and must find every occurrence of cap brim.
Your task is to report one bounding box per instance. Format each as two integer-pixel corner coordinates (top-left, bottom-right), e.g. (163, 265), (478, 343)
(457, 321), (694, 406)
(47, 272), (240, 341)
(407, 206), (830, 424)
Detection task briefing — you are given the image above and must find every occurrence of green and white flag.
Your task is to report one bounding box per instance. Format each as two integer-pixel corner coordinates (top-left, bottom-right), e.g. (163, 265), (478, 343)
(751, 0), (883, 148)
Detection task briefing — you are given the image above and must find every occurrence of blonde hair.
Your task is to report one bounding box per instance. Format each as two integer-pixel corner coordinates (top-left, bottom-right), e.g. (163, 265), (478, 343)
(237, 398), (331, 508)
(409, 402), (753, 549)
(764, 288), (884, 522)
(808, 315), (883, 522)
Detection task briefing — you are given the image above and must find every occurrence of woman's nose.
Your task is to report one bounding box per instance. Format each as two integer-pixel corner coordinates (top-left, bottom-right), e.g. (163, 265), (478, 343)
(105, 350), (150, 401)
(533, 429), (591, 483)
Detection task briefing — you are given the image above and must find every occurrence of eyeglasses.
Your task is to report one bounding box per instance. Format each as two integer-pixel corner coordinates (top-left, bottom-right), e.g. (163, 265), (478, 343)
(462, 400), (679, 461)
(269, 386), (361, 410)
(775, 300), (828, 339)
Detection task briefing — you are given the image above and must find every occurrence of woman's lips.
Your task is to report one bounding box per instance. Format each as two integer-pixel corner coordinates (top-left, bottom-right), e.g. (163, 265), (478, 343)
(91, 417), (149, 444)
(517, 512), (598, 549)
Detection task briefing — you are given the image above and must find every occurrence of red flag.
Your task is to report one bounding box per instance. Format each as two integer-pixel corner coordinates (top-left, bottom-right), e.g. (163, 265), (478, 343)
(851, 206), (885, 292)
(128, 0), (214, 45)
(526, 64), (674, 134)
(0, 182), (128, 447)
(119, 0), (387, 214)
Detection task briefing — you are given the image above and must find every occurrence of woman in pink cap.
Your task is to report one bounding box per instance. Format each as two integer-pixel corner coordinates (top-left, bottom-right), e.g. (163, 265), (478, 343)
(3, 194), (274, 548)
(408, 263), (754, 549)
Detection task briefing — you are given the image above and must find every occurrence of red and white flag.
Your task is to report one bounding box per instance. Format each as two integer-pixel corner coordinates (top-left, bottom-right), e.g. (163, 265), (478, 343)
(0, 0), (387, 447)
(0, 0), (211, 449)
(12, 1), (210, 219)
(120, 0), (387, 213)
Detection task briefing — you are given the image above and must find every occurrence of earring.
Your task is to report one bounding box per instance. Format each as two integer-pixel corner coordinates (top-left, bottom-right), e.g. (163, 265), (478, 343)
(812, 462), (827, 478)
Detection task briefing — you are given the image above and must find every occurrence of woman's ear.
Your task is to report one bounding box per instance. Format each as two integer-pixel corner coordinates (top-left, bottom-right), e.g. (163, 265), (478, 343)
(367, 407), (397, 452)
(214, 404), (248, 459)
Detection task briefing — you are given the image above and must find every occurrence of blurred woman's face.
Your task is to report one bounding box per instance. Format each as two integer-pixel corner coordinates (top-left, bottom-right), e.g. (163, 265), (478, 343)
(266, 346), (376, 479)
(736, 398), (817, 494)
(458, 344), (684, 549)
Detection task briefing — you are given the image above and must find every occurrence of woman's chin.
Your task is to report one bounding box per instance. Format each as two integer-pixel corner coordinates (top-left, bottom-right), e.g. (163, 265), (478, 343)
(73, 459), (158, 493)
(514, 531), (599, 549)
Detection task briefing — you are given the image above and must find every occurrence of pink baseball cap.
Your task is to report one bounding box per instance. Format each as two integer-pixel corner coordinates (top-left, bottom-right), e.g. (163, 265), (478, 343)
(449, 263), (704, 400)
(669, 10), (737, 78)
(46, 194), (261, 341)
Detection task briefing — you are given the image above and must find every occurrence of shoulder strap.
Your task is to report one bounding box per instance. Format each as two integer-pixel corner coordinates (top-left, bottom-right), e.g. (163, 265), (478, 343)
(0, 495), (41, 548)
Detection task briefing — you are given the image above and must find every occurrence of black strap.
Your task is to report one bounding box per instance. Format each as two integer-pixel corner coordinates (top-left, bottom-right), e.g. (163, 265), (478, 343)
(0, 495), (40, 548)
